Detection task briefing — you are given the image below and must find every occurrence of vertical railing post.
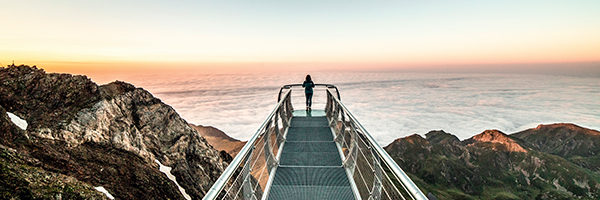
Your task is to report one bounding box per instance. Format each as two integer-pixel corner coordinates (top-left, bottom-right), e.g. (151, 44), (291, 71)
(263, 126), (277, 174)
(274, 113), (285, 148)
(265, 120), (274, 140)
(273, 113), (281, 142)
(326, 91), (332, 118)
(339, 110), (348, 145)
(330, 103), (339, 127)
(369, 147), (382, 200)
(334, 124), (345, 148)
(242, 149), (256, 200)
(285, 95), (293, 121)
(344, 126), (358, 177)
(278, 106), (287, 130)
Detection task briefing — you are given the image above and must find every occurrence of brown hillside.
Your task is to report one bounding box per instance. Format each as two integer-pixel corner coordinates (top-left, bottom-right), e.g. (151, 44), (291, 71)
(190, 124), (246, 158)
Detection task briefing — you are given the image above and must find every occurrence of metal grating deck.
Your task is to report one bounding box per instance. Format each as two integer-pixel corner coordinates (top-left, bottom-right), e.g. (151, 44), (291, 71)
(268, 113), (354, 200)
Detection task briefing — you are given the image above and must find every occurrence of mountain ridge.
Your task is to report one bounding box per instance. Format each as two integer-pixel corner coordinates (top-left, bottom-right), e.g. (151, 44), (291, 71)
(1, 65), (228, 199)
(3, 64), (599, 199)
(385, 123), (600, 199)
(512, 123), (600, 173)
(190, 124), (246, 158)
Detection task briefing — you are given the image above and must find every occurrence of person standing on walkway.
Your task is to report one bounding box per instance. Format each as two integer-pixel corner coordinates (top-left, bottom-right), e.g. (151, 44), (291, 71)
(302, 75), (315, 110)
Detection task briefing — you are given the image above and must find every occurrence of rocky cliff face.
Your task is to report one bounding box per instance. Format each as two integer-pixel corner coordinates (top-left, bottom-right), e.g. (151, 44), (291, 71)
(1, 65), (228, 199)
(385, 125), (600, 200)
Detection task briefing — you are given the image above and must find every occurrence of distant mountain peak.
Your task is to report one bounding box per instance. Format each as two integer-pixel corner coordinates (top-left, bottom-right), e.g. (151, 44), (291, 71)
(465, 129), (527, 152)
(532, 123), (600, 136)
(425, 130), (460, 145)
(403, 134), (429, 145)
(535, 123), (579, 130)
(471, 129), (507, 141)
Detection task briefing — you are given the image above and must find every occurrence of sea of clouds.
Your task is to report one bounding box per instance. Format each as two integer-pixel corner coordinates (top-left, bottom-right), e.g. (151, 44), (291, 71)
(93, 71), (600, 146)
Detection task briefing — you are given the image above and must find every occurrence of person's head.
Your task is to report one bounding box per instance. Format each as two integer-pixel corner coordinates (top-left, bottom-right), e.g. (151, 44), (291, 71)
(305, 74), (312, 81)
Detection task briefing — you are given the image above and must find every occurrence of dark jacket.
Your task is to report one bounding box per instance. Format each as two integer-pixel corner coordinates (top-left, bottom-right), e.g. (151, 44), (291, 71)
(302, 80), (315, 94)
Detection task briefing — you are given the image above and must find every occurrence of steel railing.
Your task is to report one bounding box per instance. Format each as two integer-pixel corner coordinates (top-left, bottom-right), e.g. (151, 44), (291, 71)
(203, 88), (293, 200)
(203, 84), (427, 200)
(325, 88), (428, 200)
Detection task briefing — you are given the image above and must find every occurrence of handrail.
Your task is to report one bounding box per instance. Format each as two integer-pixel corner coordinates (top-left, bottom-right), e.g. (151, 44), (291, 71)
(278, 83), (340, 102)
(203, 90), (292, 200)
(325, 88), (428, 200)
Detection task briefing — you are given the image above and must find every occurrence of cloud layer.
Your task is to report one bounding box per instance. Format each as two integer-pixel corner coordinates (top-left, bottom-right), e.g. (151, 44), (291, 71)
(100, 71), (600, 146)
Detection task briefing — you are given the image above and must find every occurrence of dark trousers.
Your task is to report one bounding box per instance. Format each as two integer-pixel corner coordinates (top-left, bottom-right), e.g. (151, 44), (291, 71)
(305, 93), (313, 107)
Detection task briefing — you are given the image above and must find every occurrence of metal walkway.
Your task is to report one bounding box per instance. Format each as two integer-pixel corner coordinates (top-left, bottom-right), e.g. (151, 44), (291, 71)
(203, 84), (427, 200)
(268, 114), (354, 200)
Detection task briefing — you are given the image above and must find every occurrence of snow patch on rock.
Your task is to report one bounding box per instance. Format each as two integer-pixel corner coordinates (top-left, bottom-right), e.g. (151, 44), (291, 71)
(7, 112), (27, 130)
(94, 186), (115, 200)
(155, 159), (191, 200)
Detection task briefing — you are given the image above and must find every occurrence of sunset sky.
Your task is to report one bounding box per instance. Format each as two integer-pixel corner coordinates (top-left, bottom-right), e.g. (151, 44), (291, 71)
(2, 1), (599, 74)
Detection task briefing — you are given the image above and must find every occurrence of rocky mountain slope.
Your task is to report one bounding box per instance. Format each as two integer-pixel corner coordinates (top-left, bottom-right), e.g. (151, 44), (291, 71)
(385, 125), (600, 200)
(1, 65), (228, 199)
(512, 123), (600, 173)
